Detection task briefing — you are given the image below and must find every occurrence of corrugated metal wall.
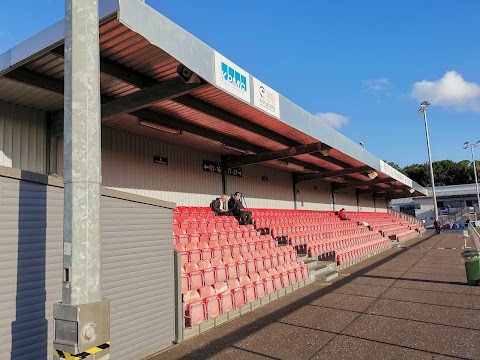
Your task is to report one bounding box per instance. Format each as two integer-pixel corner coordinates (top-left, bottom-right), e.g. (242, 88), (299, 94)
(0, 101), (47, 173)
(0, 176), (62, 360)
(358, 193), (376, 212)
(101, 194), (174, 359)
(334, 188), (358, 211)
(295, 180), (332, 210)
(0, 173), (174, 360)
(57, 128), (223, 207)
(225, 164), (294, 209)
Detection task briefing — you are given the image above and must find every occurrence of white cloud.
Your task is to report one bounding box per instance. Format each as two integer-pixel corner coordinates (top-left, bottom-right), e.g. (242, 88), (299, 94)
(411, 71), (480, 111)
(314, 112), (349, 129)
(363, 78), (391, 93)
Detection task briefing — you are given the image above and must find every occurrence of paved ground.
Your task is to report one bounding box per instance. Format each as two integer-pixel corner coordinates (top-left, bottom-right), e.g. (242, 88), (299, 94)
(150, 231), (480, 360)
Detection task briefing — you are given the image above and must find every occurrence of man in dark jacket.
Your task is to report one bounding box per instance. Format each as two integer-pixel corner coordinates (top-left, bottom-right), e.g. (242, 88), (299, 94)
(228, 192), (252, 225)
(211, 194), (231, 216)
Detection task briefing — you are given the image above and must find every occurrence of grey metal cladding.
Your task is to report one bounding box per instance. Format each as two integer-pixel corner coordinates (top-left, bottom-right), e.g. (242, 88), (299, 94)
(101, 195), (174, 360)
(0, 175), (175, 360)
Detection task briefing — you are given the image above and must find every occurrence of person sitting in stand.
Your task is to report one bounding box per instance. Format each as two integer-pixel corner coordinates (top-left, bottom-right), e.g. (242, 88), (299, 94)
(357, 220), (371, 230)
(210, 194), (232, 216)
(338, 208), (350, 220)
(228, 191), (253, 225)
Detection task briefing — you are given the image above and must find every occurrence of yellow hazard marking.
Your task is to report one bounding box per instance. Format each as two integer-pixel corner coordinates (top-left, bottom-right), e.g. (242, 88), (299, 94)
(54, 342), (110, 359)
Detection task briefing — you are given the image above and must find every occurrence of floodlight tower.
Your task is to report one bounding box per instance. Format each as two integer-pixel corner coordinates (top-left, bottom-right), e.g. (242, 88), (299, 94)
(463, 140), (480, 216)
(418, 101), (439, 222)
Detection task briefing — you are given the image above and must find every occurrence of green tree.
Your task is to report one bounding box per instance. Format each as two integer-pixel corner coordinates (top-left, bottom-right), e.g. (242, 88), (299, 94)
(400, 159), (480, 187)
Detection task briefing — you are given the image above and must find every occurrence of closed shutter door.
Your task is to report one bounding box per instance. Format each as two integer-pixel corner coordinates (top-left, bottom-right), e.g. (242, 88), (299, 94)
(0, 175), (174, 360)
(0, 177), (63, 360)
(101, 195), (175, 360)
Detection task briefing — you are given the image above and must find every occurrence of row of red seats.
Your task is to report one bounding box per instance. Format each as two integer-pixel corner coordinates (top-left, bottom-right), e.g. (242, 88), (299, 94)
(251, 209), (338, 218)
(336, 238), (391, 265)
(173, 216), (243, 231)
(253, 216), (345, 229)
(274, 226), (370, 245)
(174, 236), (278, 266)
(307, 232), (385, 258)
(289, 228), (371, 248)
(184, 261), (310, 327)
(173, 225), (259, 244)
(181, 247), (298, 292)
(270, 221), (358, 237)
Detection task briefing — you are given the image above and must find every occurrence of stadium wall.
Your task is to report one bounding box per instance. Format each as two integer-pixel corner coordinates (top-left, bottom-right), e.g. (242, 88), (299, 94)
(0, 167), (175, 360)
(0, 101), (47, 174)
(56, 128), (340, 210)
(295, 180), (333, 211)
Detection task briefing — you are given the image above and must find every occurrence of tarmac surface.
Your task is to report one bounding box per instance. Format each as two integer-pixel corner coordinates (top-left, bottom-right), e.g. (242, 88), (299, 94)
(150, 230), (480, 360)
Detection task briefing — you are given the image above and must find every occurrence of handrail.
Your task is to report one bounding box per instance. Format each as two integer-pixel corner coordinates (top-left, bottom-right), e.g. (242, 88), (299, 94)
(388, 208), (424, 229)
(470, 223), (480, 251)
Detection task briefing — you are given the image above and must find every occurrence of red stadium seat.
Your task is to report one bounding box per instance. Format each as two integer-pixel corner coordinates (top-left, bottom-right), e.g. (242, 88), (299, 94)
(239, 275), (256, 304)
(250, 272), (266, 299)
(197, 242), (212, 261)
(199, 285), (220, 320)
(198, 260), (215, 286)
(228, 278), (246, 308)
(211, 258), (227, 283)
(184, 290), (205, 327)
(214, 281), (234, 314)
(260, 269), (275, 295)
(174, 244), (189, 266)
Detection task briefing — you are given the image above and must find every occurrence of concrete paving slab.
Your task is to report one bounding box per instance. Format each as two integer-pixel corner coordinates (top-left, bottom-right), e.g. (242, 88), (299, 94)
(331, 282), (389, 298)
(311, 334), (458, 360)
(234, 322), (335, 359)
(366, 298), (480, 330)
(279, 305), (359, 333)
(309, 292), (376, 312)
(342, 314), (480, 359)
(381, 285), (480, 310)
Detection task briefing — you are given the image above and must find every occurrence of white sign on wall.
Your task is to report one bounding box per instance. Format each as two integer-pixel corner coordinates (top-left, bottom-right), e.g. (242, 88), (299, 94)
(253, 77), (280, 118)
(214, 52), (251, 103)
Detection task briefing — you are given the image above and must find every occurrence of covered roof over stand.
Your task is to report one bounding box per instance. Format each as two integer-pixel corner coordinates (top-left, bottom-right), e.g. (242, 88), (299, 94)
(0, 0), (427, 200)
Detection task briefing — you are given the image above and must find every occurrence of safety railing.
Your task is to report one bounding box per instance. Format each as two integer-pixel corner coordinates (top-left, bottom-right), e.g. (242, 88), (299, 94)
(388, 208), (424, 229)
(470, 223), (480, 250)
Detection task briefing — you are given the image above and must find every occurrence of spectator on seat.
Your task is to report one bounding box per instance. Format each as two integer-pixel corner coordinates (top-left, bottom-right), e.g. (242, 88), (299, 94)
(338, 208), (350, 220)
(228, 192), (253, 225)
(358, 221), (371, 230)
(211, 195), (232, 216)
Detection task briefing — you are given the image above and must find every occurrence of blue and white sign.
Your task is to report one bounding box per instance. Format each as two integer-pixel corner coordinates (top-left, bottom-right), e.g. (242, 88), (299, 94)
(253, 77), (280, 118)
(214, 52), (251, 103)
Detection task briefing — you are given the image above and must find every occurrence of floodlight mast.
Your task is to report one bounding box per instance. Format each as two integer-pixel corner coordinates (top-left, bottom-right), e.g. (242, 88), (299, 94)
(418, 101), (439, 222)
(464, 141), (480, 217)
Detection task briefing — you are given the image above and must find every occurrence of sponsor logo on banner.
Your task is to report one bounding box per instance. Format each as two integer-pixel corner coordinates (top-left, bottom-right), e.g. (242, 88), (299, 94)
(253, 77), (280, 118)
(214, 52), (251, 103)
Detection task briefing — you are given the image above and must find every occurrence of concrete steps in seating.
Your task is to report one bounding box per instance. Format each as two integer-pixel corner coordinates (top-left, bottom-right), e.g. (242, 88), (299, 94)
(298, 257), (338, 282)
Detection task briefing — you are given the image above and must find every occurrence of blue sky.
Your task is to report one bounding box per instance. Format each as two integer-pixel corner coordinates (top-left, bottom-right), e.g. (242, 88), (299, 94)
(1, 1), (479, 168)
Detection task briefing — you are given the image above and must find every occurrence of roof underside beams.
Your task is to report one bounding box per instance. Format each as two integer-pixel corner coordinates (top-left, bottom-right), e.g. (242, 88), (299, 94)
(0, 0), (428, 199)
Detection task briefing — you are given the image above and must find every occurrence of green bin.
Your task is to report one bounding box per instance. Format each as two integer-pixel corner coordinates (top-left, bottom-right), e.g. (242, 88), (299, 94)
(461, 250), (480, 286)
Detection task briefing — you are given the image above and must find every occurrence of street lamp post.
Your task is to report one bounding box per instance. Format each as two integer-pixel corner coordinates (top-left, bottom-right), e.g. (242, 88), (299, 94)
(463, 140), (480, 216)
(418, 101), (439, 222)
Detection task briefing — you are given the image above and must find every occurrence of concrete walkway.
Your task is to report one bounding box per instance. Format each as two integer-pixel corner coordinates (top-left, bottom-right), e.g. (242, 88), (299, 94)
(150, 231), (480, 360)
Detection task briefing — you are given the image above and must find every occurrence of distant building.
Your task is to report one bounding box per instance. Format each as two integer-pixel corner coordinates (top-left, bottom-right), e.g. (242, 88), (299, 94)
(390, 183), (479, 227)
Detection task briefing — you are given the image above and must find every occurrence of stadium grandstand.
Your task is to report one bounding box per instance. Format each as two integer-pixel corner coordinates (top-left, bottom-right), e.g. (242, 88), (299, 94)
(0, 1), (454, 359)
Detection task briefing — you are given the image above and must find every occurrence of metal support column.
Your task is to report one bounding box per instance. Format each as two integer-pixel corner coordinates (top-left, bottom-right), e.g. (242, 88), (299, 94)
(53, 1), (110, 359)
